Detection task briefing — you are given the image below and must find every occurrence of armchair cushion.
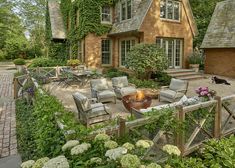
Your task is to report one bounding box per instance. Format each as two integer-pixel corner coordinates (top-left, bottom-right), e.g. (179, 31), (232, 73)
(112, 76), (129, 88)
(91, 78), (109, 91)
(97, 90), (116, 99)
(120, 86), (137, 97)
(88, 104), (109, 118)
(160, 90), (184, 99)
(169, 78), (188, 92)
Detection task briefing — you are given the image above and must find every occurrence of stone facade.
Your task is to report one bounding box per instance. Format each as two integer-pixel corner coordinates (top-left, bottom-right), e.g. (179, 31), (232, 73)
(204, 49), (235, 78)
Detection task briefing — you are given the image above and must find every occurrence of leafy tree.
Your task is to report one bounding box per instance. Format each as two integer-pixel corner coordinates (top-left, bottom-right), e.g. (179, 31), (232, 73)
(125, 43), (168, 80)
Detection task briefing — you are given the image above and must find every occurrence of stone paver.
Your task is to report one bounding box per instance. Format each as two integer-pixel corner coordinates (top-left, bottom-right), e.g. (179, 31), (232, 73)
(0, 63), (17, 158)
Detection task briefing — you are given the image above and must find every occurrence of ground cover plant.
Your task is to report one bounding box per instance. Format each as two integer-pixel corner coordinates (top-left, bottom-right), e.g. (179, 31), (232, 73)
(28, 57), (66, 67)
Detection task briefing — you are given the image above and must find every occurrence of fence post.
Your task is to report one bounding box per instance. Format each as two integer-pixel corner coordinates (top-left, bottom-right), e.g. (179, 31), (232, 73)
(119, 118), (126, 137)
(13, 77), (18, 99)
(176, 105), (185, 156)
(214, 96), (222, 139)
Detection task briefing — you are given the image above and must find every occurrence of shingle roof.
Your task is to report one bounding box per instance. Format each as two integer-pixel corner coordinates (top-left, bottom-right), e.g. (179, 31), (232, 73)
(48, 0), (66, 40)
(109, 0), (153, 35)
(201, 0), (235, 48)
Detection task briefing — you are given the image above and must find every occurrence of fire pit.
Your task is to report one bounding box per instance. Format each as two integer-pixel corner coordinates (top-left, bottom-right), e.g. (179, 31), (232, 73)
(122, 91), (152, 112)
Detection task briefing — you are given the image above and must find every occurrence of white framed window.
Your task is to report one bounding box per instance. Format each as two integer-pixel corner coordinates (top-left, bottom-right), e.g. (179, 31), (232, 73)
(121, 0), (132, 21)
(156, 38), (183, 68)
(101, 6), (112, 24)
(101, 39), (112, 65)
(120, 39), (135, 67)
(160, 0), (180, 21)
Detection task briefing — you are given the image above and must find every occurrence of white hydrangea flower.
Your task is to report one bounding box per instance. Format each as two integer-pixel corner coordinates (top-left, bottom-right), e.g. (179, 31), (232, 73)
(140, 165), (146, 168)
(146, 163), (162, 168)
(71, 143), (91, 155)
(42, 156), (69, 168)
(122, 142), (135, 151)
(136, 140), (154, 149)
(120, 154), (141, 168)
(105, 147), (127, 160)
(162, 144), (181, 156)
(104, 140), (118, 149)
(62, 140), (79, 152)
(89, 157), (102, 164)
(21, 160), (35, 168)
(94, 133), (110, 141)
(32, 157), (49, 168)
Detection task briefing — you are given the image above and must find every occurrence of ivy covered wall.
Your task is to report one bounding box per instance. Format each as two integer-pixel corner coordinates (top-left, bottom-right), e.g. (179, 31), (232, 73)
(60, 0), (116, 58)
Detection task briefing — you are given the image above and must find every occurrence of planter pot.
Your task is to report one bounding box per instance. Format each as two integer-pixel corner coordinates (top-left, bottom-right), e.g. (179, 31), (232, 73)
(189, 64), (199, 72)
(15, 65), (24, 73)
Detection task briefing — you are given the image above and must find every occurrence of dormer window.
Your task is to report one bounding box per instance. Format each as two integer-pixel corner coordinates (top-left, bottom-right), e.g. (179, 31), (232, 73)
(160, 0), (180, 21)
(101, 6), (112, 24)
(121, 0), (132, 21)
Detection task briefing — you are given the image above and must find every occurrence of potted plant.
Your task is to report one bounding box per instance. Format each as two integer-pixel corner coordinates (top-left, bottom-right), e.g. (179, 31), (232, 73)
(188, 49), (203, 72)
(67, 59), (80, 69)
(13, 58), (26, 73)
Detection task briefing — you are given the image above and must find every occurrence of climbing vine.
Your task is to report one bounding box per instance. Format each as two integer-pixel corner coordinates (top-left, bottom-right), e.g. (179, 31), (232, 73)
(60, 0), (116, 58)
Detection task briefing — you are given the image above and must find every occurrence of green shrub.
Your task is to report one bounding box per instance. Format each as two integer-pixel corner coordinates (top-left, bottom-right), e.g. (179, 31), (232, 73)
(125, 43), (168, 79)
(152, 71), (172, 86)
(67, 59), (80, 66)
(29, 57), (66, 67)
(129, 78), (158, 89)
(104, 68), (129, 78)
(13, 58), (26, 65)
(0, 50), (6, 61)
(188, 49), (203, 65)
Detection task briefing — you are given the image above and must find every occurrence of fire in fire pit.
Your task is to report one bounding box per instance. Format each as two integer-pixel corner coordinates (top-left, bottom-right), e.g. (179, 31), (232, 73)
(122, 91), (152, 111)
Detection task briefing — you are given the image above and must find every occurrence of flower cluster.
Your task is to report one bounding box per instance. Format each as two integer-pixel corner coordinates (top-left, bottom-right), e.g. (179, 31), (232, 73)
(89, 157), (102, 165)
(122, 142), (135, 151)
(162, 144), (181, 156)
(104, 140), (118, 149)
(195, 87), (210, 97)
(21, 160), (35, 168)
(32, 157), (49, 168)
(95, 133), (110, 141)
(120, 154), (141, 168)
(71, 143), (91, 155)
(42, 156), (69, 168)
(62, 140), (79, 152)
(136, 140), (154, 149)
(146, 163), (162, 168)
(105, 147), (127, 160)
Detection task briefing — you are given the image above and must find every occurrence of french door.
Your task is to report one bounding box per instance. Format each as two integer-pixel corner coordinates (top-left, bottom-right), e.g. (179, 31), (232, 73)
(119, 39), (135, 67)
(156, 38), (183, 68)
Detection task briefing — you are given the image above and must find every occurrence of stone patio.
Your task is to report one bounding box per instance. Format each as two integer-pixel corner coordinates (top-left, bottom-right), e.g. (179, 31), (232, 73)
(44, 74), (235, 119)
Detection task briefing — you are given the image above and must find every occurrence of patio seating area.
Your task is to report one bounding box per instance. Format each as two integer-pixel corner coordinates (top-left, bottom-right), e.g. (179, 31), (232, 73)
(44, 71), (235, 125)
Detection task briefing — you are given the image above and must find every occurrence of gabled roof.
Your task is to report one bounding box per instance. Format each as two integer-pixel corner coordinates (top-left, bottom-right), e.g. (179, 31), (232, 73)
(109, 0), (153, 35)
(109, 0), (198, 36)
(201, 0), (235, 49)
(48, 0), (66, 40)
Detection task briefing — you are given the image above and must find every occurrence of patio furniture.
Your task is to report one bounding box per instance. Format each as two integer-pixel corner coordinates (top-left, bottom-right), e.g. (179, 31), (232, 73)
(90, 78), (116, 103)
(72, 92), (111, 127)
(112, 76), (137, 99)
(159, 78), (189, 103)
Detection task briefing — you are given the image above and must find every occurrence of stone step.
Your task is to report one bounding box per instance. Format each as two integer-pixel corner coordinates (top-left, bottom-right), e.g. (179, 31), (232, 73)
(0, 155), (21, 168)
(165, 69), (195, 74)
(178, 75), (205, 81)
(170, 72), (201, 77)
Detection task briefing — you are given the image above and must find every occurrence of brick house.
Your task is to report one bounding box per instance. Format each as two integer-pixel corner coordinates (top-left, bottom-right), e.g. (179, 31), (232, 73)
(201, 0), (235, 78)
(48, 0), (198, 70)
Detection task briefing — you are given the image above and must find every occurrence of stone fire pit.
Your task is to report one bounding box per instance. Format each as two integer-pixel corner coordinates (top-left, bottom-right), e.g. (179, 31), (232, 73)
(122, 91), (152, 112)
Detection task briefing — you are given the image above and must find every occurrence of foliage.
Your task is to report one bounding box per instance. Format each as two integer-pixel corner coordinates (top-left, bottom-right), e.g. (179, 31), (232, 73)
(16, 99), (37, 161)
(125, 44), (168, 79)
(201, 136), (235, 167)
(104, 68), (129, 78)
(189, 0), (223, 47)
(67, 59), (80, 66)
(28, 58), (66, 67)
(188, 49), (203, 64)
(13, 58), (26, 65)
(129, 78), (158, 89)
(151, 71), (172, 86)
